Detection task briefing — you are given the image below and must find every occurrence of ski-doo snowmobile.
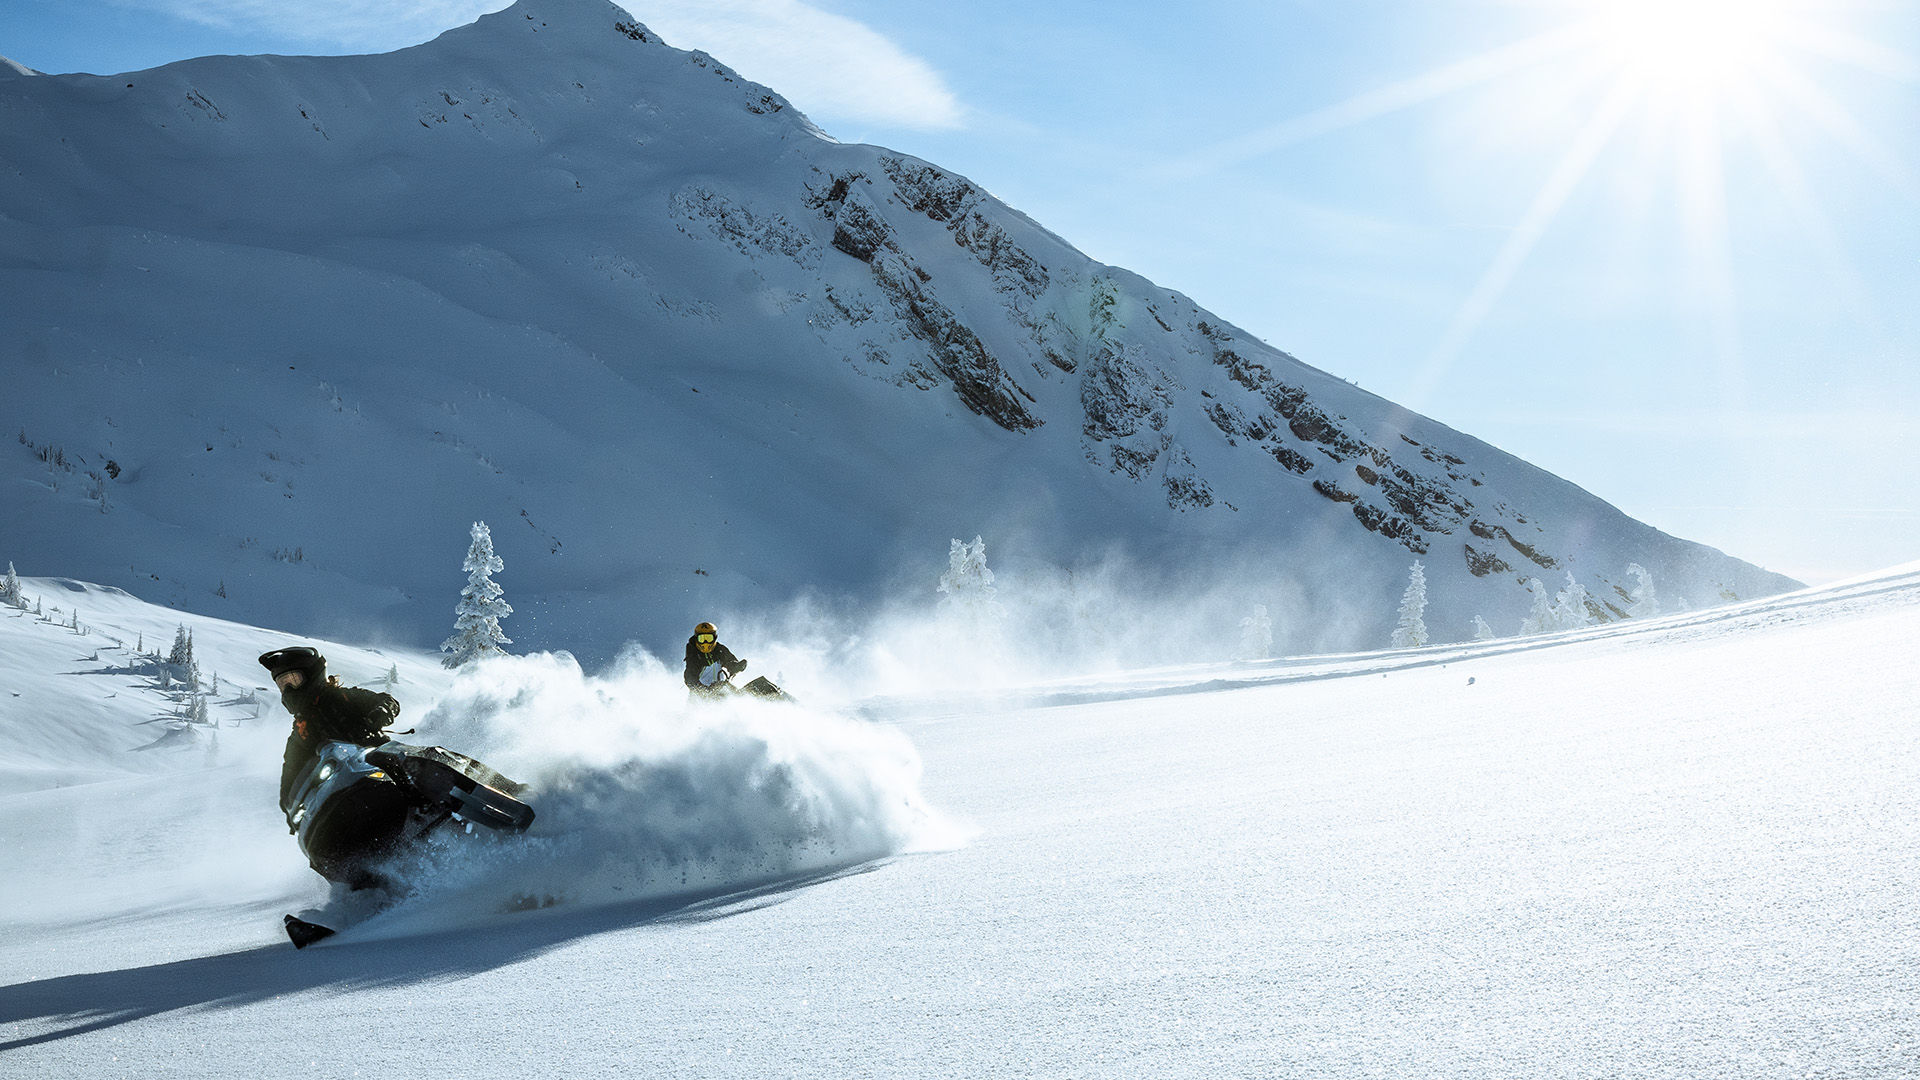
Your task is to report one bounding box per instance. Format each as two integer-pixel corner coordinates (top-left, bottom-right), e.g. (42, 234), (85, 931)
(693, 664), (796, 703)
(283, 738), (535, 890)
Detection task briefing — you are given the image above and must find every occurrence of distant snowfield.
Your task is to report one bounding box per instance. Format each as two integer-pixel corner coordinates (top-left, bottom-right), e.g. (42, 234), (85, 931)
(2, 565), (1917, 1077)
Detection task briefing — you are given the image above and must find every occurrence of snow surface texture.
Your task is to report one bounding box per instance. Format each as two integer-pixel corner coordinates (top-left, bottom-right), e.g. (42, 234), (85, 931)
(3, 567), (1916, 1077)
(0, 0), (1799, 665)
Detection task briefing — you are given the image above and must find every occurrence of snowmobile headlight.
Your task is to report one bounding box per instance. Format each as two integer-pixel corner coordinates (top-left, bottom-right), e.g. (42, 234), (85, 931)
(368, 771), (387, 781)
(317, 763), (335, 782)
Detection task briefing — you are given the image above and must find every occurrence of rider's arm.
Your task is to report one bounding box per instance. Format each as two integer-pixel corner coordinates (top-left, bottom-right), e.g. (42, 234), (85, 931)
(278, 732), (309, 814)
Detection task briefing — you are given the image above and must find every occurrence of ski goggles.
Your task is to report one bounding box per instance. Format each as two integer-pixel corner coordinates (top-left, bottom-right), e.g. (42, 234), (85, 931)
(695, 634), (716, 644)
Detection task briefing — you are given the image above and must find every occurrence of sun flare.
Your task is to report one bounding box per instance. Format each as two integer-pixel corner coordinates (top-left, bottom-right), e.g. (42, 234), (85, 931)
(1579, 0), (1789, 103)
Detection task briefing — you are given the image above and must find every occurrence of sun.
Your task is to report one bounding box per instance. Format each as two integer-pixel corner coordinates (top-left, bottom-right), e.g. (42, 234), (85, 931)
(1175, 0), (1911, 406)
(1577, 0), (1791, 105)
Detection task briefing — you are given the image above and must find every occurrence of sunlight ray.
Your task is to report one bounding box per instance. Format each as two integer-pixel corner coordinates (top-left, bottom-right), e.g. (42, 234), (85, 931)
(1675, 96), (1745, 414)
(1730, 89), (1887, 336)
(1753, 51), (1920, 200)
(1404, 78), (1640, 408)
(1155, 24), (1591, 183)
(1772, 13), (1920, 82)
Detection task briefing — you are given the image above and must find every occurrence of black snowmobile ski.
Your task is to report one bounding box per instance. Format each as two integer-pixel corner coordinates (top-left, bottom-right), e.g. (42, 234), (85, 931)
(284, 914), (336, 949)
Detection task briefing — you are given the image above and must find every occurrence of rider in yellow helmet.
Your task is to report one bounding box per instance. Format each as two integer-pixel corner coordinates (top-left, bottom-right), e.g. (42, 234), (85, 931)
(683, 621), (748, 697)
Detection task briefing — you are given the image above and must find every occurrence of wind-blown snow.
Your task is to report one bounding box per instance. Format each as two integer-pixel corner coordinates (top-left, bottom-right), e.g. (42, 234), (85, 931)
(343, 649), (961, 931)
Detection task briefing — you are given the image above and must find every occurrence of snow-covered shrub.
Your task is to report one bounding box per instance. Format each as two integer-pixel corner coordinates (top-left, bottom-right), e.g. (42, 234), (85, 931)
(442, 521), (513, 668)
(937, 536), (1001, 620)
(1551, 572), (1595, 632)
(1239, 605), (1273, 660)
(1625, 563), (1659, 617)
(1390, 560), (1428, 649)
(1471, 615), (1495, 641)
(1519, 578), (1554, 636)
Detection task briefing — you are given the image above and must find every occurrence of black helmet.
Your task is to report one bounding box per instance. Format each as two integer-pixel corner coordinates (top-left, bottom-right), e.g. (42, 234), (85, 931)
(258, 646), (326, 682)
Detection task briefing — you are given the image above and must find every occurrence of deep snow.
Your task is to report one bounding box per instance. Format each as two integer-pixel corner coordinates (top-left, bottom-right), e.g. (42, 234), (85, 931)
(3, 564), (1916, 1077)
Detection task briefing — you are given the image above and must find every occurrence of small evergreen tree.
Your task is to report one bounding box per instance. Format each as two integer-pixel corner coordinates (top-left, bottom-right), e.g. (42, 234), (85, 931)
(1238, 604), (1274, 660)
(383, 664), (400, 690)
(937, 536), (1000, 617)
(1625, 563), (1659, 616)
(1470, 615), (1495, 641)
(1519, 578), (1554, 636)
(2, 562), (20, 607)
(1550, 572), (1595, 632)
(1390, 560), (1429, 648)
(166, 624), (200, 688)
(442, 521), (513, 668)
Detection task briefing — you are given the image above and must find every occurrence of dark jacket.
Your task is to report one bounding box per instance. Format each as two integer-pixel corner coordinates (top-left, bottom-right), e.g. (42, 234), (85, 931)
(277, 679), (401, 812)
(683, 637), (747, 692)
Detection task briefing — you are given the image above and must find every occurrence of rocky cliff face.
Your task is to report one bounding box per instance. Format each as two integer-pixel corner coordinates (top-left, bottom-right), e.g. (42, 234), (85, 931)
(0, 0), (1800, 657)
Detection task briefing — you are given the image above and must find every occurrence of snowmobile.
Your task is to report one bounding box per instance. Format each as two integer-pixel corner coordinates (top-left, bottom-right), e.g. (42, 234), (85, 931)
(280, 738), (535, 947)
(693, 663), (795, 703)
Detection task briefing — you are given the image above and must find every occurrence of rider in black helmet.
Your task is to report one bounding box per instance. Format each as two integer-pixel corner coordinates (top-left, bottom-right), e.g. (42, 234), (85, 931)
(259, 646), (400, 816)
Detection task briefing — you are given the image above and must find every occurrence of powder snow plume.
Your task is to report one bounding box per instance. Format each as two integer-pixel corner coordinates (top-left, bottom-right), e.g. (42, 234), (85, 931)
(351, 649), (962, 927)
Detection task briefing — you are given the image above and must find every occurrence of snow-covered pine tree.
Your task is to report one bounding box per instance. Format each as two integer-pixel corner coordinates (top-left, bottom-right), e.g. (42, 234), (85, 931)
(2, 562), (20, 607)
(1625, 563), (1659, 617)
(442, 520), (513, 668)
(937, 536), (1000, 617)
(166, 624), (200, 688)
(1519, 578), (1554, 635)
(383, 664), (399, 690)
(1470, 615), (1495, 641)
(1550, 572), (1595, 632)
(1238, 604), (1273, 660)
(1390, 561), (1429, 648)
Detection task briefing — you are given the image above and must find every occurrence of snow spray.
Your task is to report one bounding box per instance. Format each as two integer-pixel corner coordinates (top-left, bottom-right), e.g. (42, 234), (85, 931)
(359, 649), (962, 924)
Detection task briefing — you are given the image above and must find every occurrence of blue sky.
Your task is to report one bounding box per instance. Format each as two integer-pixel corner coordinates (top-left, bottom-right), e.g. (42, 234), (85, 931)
(3, 0), (1916, 583)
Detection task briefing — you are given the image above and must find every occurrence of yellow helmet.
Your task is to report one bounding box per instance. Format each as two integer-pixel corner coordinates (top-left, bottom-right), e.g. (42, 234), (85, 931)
(693, 622), (717, 653)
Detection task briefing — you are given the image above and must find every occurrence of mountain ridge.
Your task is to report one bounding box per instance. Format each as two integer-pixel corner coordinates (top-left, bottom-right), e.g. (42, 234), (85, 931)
(0, 0), (1800, 662)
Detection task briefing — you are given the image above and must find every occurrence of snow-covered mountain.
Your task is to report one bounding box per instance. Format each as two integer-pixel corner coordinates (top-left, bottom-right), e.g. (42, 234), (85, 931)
(0, 0), (1798, 661)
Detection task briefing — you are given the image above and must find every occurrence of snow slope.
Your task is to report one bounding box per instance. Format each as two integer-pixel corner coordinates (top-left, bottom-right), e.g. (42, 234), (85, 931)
(3, 565), (1915, 1077)
(0, 0), (1799, 664)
